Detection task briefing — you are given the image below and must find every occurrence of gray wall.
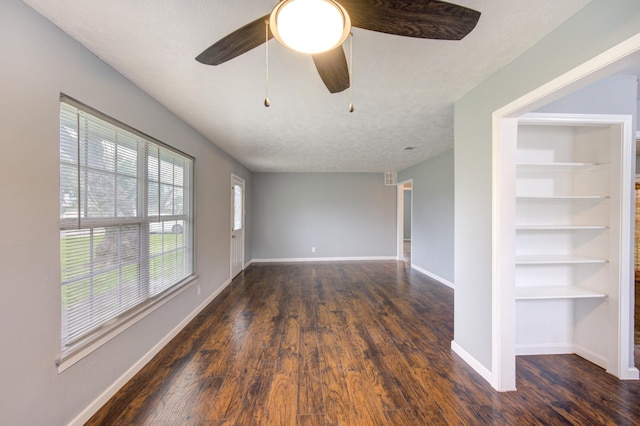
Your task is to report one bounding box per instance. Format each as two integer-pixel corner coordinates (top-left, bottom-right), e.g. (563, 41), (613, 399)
(536, 74), (638, 126)
(398, 150), (455, 284)
(403, 190), (412, 240)
(252, 173), (396, 259)
(0, 1), (251, 424)
(454, 0), (640, 371)
(537, 74), (638, 172)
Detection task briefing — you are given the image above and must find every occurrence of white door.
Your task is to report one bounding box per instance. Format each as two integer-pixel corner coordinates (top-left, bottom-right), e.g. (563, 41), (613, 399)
(231, 175), (245, 278)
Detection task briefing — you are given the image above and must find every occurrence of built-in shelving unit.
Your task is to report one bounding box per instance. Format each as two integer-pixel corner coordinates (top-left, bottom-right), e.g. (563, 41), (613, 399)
(512, 113), (635, 378)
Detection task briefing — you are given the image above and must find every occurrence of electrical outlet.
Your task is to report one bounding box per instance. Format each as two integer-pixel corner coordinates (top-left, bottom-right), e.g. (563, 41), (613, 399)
(197, 284), (201, 296)
(311, 247), (316, 253)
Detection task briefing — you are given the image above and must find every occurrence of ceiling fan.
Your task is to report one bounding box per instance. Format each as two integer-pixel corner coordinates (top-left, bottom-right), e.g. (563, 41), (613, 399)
(196, 0), (481, 94)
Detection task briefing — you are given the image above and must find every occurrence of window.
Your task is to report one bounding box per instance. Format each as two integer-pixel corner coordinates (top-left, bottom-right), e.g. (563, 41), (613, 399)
(233, 184), (243, 231)
(59, 96), (194, 360)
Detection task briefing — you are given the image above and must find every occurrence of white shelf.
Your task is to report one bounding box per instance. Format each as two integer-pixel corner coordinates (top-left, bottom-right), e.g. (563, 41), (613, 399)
(515, 255), (607, 265)
(516, 162), (602, 170)
(515, 285), (607, 300)
(516, 195), (608, 200)
(516, 225), (608, 231)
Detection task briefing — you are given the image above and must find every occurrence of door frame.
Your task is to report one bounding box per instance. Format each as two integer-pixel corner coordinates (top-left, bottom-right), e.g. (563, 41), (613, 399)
(230, 174), (245, 278)
(397, 179), (413, 261)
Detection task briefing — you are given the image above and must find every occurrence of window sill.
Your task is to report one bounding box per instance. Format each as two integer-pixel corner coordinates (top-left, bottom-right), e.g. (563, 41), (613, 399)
(56, 275), (198, 373)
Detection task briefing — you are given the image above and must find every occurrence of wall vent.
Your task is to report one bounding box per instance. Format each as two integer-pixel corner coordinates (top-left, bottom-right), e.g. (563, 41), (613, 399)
(384, 172), (397, 186)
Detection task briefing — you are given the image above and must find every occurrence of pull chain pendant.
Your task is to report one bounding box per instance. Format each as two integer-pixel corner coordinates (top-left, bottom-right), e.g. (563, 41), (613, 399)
(348, 33), (354, 113)
(264, 19), (271, 108)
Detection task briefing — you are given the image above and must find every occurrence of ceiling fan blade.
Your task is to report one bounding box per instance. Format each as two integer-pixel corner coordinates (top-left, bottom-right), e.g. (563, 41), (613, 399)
(312, 46), (350, 94)
(340, 0), (480, 40)
(196, 14), (272, 65)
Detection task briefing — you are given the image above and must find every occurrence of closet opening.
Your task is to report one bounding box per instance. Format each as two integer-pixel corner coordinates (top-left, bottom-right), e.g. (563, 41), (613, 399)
(492, 35), (640, 391)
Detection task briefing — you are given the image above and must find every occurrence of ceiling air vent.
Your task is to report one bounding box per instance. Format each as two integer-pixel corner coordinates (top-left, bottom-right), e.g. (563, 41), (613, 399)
(384, 172), (397, 186)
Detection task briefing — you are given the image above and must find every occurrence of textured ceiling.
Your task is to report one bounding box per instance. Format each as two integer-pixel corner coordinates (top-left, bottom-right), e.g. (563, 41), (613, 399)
(22, 0), (592, 172)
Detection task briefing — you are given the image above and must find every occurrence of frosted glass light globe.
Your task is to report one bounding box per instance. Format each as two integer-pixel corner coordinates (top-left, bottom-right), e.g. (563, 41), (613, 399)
(270, 0), (351, 54)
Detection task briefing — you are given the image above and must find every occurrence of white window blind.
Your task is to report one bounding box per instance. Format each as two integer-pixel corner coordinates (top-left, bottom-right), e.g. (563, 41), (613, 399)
(59, 96), (194, 355)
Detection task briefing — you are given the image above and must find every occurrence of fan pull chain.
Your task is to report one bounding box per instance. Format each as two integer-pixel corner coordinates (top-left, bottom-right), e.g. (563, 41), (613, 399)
(348, 32), (354, 113)
(264, 19), (271, 107)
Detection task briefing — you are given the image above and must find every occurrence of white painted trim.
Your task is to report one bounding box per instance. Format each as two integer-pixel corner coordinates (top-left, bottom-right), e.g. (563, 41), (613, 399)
(68, 277), (234, 426)
(493, 33), (640, 119)
(230, 174), (246, 278)
(515, 342), (622, 377)
(396, 179), (413, 261)
(251, 256), (397, 263)
(397, 184), (404, 260)
(515, 343), (575, 356)
(610, 115), (638, 380)
(451, 340), (498, 389)
(491, 31), (640, 392)
(518, 113), (633, 126)
(576, 344), (609, 370)
(622, 367), (640, 380)
(491, 117), (518, 392)
(411, 264), (454, 289)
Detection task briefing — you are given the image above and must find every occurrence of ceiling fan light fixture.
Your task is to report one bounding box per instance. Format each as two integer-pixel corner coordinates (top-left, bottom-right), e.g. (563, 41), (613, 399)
(270, 0), (351, 54)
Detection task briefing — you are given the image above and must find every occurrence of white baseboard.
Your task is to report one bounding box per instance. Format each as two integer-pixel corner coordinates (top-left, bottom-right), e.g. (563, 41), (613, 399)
(515, 343), (574, 356)
(251, 256), (397, 263)
(574, 344), (608, 370)
(411, 264), (455, 289)
(451, 340), (493, 385)
(516, 344), (640, 380)
(621, 367), (640, 380)
(68, 277), (233, 426)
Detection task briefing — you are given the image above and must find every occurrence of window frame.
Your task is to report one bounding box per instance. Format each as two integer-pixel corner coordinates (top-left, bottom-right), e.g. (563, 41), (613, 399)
(57, 95), (196, 371)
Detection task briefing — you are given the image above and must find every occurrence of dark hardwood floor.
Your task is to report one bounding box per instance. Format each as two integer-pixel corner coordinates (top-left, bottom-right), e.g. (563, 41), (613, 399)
(87, 262), (640, 425)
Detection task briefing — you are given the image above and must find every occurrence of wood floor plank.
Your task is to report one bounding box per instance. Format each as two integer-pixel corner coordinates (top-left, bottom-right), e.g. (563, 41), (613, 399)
(322, 276), (407, 424)
(297, 273), (325, 416)
(86, 262), (640, 425)
(372, 340), (448, 423)
(298, 413), (327, 426)
(265, 313), (300, 426)
(298, 326), (324, 416)
(343, 369), (388, 425)
(316, 302), (356, 425)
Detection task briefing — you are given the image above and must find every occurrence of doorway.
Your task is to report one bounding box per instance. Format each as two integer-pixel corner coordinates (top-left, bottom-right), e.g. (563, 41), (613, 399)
(231, 174), (245, 278)
(492, 37), (640, 390)
(403, 186), (412, 263)
(397, 180), (413, 263)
